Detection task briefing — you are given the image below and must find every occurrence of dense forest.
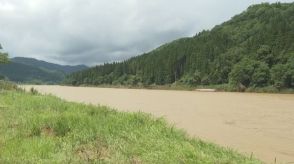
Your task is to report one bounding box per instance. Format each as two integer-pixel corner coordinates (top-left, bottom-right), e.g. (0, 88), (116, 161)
(65, 3), (294, 91)
(0, 57), (87, 84)
(11, 57), (88, 74)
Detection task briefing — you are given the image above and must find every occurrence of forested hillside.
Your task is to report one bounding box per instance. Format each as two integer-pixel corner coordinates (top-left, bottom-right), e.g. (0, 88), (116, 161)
(0, 57), (88, 83)
(11, 57), (88, 74)
(65, 3), (294, 90)
(0, 62), (64, 83)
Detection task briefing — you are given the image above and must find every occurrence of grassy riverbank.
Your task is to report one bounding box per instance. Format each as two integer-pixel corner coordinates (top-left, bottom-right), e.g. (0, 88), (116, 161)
(0, 82), (260, 163)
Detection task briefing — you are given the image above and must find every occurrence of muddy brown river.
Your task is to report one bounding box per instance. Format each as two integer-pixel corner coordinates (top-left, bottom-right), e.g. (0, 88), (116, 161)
(23, 85), (294, 163)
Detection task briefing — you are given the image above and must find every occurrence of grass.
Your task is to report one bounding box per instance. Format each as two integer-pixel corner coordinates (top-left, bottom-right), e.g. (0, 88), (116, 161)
(0, 85), (261, 163)
(0, 80), (20, 91)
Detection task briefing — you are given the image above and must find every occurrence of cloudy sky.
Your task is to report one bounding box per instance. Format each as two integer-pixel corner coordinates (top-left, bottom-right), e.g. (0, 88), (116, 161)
(0, 0), (292, 66)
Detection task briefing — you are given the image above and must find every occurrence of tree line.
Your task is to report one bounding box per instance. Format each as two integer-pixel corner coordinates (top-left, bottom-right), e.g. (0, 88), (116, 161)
(64, 3), (294, 90)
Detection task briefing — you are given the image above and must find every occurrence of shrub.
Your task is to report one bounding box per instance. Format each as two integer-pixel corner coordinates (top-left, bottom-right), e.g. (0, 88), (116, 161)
(229, 58), (270, 88)
(53, 119), (71, 136)
(30, 87), (39, 95)
(252, 62), (270, 87)
(0, 80), (19, 91)
(271, 60), (294, 89)
(229, 58), (256, 87)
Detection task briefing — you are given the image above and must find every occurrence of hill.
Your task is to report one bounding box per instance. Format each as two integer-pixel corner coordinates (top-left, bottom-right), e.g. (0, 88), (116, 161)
(11, 57), (88, 74)
(0, 62), (64, 83)
(65, 3), (294, 91)
(0, 57), (88, 83)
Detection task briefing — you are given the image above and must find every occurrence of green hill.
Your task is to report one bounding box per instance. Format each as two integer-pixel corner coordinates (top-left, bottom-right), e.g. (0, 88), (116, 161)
(0, 57), (88, 84)
(65, 2), (294, 91)
(0, 62), (64, 83)
(11, 57), (88, 74)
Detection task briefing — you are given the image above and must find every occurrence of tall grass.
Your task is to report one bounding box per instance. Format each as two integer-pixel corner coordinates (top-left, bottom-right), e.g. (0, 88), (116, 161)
(0, 89), (261, 163)
(0, 80), (19, 91)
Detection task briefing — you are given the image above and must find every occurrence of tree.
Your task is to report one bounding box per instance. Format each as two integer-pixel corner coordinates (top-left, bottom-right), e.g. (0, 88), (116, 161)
(271, 64), (288, 89)
(229, 57), (270, 88)
(0, 53), (8, 64)
(229, 58), (256, 87)
(0, 44), (9, 81)
(0, 44), (9, 64)
(179, 70), (201, 85)
(63, 3), (294, 90)
(252, 62), (270, 87)
(254, 45), (276, 67)
(271, 59), (294, 89)
(283, 57), (294, 88)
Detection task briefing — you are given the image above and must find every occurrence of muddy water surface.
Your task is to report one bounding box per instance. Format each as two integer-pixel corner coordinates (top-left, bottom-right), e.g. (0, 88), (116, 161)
(23, 85), (294, 163)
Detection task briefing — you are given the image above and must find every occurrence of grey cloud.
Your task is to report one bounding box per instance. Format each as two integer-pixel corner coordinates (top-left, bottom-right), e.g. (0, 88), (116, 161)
(0, 0), (292, 66)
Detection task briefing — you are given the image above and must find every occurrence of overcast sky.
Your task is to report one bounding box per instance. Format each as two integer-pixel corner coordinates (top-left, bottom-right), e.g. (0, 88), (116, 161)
(0, 0), (292, 66)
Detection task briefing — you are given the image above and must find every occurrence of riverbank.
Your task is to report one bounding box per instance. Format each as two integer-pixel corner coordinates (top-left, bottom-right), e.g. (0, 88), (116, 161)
(22, 85), (294, 163)
(62, 83), (294, 94)
(0, 84), (259, 163)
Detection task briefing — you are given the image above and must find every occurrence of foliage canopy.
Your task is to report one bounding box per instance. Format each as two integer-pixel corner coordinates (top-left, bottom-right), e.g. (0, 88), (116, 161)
(65, 3), (294, 90)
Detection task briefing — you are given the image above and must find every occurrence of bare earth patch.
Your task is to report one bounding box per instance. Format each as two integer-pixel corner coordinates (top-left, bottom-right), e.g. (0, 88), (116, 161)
(41, 126), (55, 137)
(75, 138), (110, 162)
(23, 85), (294, 163)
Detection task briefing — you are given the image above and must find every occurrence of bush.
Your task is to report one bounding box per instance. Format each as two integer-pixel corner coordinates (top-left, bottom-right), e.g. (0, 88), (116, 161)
(229, 58), (270, 88)
(0, 80), (19, 91)
(0, 52), (9, 64)
(229, 58), (256, 87)
(201, 75), (210, 85)
(256, 45), (274, 66)
(252, 62), (270, 87)
(0, 74), (7, 80)
(271, 60), (294, 89)
(53, 118), (71, 136)
(246, 86), (279, 93)
(30, 87), (39, 95)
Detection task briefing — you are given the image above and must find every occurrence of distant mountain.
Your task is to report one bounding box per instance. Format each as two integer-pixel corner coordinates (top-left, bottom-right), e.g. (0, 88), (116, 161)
(0, 57), (88, 83)
(11, 57), (88, 74)
(65, 3), (294, 90)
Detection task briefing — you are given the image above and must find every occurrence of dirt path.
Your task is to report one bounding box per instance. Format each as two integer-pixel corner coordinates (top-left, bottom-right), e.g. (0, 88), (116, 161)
(23, 85), (294, 163)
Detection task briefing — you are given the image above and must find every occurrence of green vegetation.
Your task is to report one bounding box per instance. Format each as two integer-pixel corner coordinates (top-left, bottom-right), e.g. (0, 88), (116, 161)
(0, 80), (19, 91)
(11, 57), (88, 74)
(65, 3), (294, 92)
(0, 52), (9, 64)
(0, 57), (88, 84)
(0, 62), (64, 84)
(0, 48), (10, 80)
(0, 84), (260, 163)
